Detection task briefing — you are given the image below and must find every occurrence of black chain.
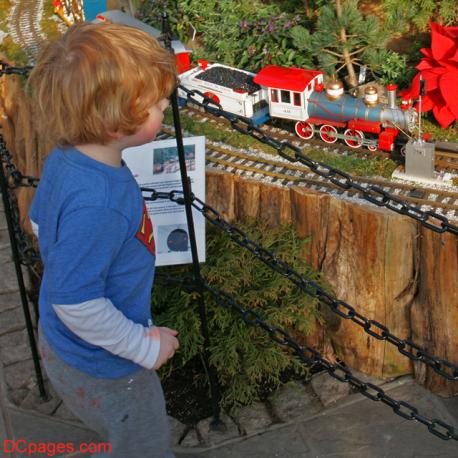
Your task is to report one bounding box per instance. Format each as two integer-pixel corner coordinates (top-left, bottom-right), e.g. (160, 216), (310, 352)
(1, 63), (456, 236)
(142, 187), (458, 381)
(178, 85), (458, 236)
(0, 61), (32, 77)
(0, 137), (40, 265)
(201, 280), (458, 441)
(0, 138), (40, 189)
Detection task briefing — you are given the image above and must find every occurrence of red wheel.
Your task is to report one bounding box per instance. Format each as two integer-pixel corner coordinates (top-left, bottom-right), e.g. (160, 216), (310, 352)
(203, 91), (220, 104)
(368, 145), (377, 152)
(295, 121), (314, 140)
(319, 125), (338, 143)
(344, 129), (364, 148)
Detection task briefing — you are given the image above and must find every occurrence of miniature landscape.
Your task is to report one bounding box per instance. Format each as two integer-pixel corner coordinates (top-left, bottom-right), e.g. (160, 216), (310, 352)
(0, 0), (457, 452)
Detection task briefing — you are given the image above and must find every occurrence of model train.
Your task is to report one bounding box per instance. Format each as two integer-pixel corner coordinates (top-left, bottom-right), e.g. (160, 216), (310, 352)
(92, 10), (418, 154)
(178, 61), (419, 153)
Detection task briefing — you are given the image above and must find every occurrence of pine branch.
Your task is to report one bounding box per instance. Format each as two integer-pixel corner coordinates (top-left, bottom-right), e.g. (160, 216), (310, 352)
(322, 48), (343, 58)
(348, 46), (368, 57)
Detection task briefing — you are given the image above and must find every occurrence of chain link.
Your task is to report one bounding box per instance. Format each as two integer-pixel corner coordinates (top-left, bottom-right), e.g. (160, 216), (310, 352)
(143, 187), (458, 381)
(178, 85), (458, 236)
(0, 61), (32, 77)
(200, 280), (458, 441)
(0, 137), (40, 265)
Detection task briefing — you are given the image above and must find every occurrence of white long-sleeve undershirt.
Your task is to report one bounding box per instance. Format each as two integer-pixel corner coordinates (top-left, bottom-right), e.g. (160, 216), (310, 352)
(31, 220), (159, 369)
(53, 298), (160, 369)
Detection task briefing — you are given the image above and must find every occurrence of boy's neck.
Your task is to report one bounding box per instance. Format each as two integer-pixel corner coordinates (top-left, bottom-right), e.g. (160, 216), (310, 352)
(75, 142), (123, 168)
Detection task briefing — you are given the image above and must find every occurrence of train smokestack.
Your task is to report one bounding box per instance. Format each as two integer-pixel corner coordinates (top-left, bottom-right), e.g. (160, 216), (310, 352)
(386, 84), (398, 109)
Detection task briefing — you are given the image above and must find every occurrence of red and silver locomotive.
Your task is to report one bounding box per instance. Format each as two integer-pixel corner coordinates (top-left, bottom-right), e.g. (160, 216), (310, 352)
(179, 61), (418, 153)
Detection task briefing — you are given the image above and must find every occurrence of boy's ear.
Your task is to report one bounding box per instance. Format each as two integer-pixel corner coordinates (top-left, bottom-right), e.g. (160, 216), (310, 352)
(106, 130), (124, 140)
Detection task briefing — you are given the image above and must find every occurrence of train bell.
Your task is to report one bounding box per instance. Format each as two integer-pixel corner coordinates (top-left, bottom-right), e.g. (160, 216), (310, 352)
(325, 79), (344, 100)
(364, 85), (379, 106)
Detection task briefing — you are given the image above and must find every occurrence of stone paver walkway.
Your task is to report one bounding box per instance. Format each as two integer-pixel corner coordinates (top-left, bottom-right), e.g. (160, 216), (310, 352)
(2, 376), (458, 457)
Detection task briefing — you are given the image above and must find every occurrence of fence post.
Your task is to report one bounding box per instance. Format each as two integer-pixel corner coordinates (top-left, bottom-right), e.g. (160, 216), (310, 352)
(0, 148), (47, 400)
(161, 13), (224, 430)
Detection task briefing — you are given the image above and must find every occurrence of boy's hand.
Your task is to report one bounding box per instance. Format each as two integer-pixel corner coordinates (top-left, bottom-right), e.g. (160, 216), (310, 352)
(150, 327), (179, 370)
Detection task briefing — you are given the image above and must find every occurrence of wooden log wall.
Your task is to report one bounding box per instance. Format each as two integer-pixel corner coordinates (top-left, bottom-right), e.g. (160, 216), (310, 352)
(206, 170), (458, 396)
(0, 71), (53, 234)
(2, 74), (457, 396)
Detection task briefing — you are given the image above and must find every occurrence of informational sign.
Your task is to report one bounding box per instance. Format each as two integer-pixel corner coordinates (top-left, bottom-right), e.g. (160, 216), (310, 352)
(123, 136), (206, 267)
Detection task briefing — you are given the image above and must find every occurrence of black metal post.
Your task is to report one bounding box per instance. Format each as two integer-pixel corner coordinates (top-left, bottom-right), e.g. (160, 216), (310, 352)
(0, 157), (47, 401)
(161, 13), (223, 429)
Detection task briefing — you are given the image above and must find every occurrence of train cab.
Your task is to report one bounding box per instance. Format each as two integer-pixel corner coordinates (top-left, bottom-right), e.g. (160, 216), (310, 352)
(254, 65), (324, 122)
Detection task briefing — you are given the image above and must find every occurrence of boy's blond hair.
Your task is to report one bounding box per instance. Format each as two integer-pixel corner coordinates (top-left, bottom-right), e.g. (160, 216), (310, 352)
(29, 23), (177, 146)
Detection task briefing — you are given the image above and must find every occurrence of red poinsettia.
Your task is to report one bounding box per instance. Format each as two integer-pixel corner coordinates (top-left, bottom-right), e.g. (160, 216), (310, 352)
(401, 23), (458, 128)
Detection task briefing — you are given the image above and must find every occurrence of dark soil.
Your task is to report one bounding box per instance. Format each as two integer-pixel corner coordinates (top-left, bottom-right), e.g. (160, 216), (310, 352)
(162, 356), (214, 425)
(162, 354), (315, 426)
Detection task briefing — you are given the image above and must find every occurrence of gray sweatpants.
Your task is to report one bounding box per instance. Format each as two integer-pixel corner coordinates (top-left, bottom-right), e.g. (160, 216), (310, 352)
(38, 326), (175, 458)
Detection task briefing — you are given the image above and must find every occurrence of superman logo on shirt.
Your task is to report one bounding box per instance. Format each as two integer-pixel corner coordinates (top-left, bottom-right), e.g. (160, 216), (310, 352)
(136, 201), (156, 256)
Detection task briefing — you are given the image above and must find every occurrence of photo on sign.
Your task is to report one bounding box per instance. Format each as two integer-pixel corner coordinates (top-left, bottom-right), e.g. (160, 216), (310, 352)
(122, 136), (206, 267)
(153, 145), (196, 175)
(156, 224), (190, 254)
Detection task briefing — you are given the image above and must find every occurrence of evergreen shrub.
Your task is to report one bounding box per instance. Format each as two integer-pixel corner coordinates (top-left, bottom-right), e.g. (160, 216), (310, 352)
(152, 220), (326, 411)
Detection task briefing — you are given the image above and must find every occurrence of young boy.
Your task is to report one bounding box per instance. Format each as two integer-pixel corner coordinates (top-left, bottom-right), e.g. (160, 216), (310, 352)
(28, 23), (179, 457)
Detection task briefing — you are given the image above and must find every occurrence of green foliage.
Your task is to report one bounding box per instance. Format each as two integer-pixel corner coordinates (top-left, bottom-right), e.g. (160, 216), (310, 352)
(375, 51), (412, 87)
(41, 0), (62, 40)
(0, 36), (28, 66)
(382, 0), (458, 31)
(152, 221), (324, 411)
(422, 115), (458, 142)
(141, 0), (425, 85)
(237, 13), (315, 71)
(300, 0), (390, 79)
(0, 0), (11, 32)
(303, 147), (398, 178)
(140, 0), (314, 71)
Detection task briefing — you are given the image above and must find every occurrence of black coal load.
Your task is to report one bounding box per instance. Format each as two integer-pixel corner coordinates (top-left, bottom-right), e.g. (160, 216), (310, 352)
(195, 65), (260, 94)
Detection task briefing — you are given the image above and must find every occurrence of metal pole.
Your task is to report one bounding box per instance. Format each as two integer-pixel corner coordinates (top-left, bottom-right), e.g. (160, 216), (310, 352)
(418, 76), (423, 143)
(0, 158), (47, 401)
(161, 13), (223, 430)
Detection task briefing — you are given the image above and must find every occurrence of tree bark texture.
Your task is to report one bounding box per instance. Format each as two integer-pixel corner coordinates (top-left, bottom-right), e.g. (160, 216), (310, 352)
(206, 173), (457, 393)
(0, 74), (53, 235)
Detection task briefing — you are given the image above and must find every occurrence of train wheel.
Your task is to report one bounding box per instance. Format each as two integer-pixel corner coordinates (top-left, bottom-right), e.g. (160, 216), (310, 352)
(368, 145), (377, 152)
(295, 121), (314, 140)
(344, 129), (364, 148)
(319, 125), (338, 143)
(203, 91), (220, 105)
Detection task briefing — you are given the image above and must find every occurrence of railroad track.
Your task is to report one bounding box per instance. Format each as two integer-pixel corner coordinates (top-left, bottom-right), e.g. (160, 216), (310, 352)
(181, 106), (458, 172)
(161, 126), (458, 221)
(435, 150), (458, 171)
(9, 0), (47, 63)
